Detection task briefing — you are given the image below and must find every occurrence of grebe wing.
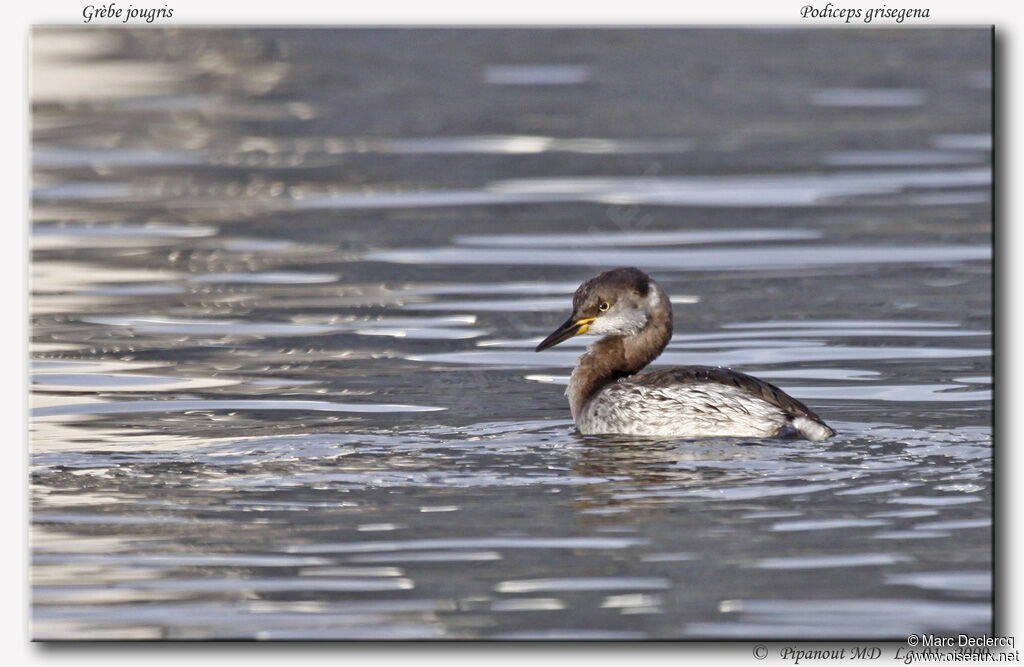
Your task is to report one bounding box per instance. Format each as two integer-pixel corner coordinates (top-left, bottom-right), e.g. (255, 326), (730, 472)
(627, 366), (834, 440)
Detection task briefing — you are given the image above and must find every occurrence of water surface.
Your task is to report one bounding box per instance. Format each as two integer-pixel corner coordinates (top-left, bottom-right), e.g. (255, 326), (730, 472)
(31, 27), (992, 640)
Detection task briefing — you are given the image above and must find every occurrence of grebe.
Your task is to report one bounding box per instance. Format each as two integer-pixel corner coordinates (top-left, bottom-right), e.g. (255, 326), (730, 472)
(535, 267), (834, 441)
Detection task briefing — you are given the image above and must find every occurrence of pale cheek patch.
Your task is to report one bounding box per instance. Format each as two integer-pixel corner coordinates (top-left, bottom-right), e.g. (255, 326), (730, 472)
(589, 308), (647, 336)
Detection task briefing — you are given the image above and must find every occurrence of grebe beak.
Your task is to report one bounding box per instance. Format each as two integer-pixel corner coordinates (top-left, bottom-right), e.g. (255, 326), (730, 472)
(535, 315), (596, 352)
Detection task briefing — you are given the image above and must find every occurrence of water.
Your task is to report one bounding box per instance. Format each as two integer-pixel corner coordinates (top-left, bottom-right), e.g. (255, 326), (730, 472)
(30, 28), (992, 640)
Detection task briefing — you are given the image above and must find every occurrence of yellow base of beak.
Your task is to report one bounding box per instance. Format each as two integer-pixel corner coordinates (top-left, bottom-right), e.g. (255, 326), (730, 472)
(535, 316), (596, 351)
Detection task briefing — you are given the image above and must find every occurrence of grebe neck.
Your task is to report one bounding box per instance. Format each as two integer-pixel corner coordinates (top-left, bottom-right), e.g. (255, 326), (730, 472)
(566, 288), (673, 419)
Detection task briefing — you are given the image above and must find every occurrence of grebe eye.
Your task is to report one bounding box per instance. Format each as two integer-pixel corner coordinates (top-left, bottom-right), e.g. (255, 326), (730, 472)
(598, 302), (609, 312)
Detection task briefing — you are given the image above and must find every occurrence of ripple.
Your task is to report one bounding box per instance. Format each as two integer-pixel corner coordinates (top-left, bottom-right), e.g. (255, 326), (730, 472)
(411, 344), (989, 370)
(602, 593), (663, 609)
(808, 88), (926, 107)
(888, 496), (982, 506)
(226, 469), (611, 490)
(491, 598), (566, 611)
(34, 514), (192, 525)
(255, 625), (442, 640)
(34, 553), (331, 567)
(494, 577), (671, 593)
(397, 281), (581, 296)
(32, 183), (136, 201)
(907, 191), (990, 206)
(78, 284), (186, 296)
(688, 599), (990, 638)
(769, 519), (890, 532)
(34, 223), (217, 239)
(331, 135), (696, 155)
(188, 272), (339, 284)
(487, 168), (990, 206)
(287, 536), (646, 554)
(492, 324), (987, 348)
(353, 326), (485, 339)
(84, 316), (341, 336)
(33, 599), (447, 640)
(349, 551), (503, 563)
(782, 384), (991, 403)
(32, 399), (445, 418)
(405, 297), (602, 312)
(492, 629), (648, 639)
(368, 244), (990, 271)
(913, 518), (991, 531)
(188, 314), (487, 340)
(835, 482), (922, 496)
(873, 531), (950, 541)
(455, 228), (822, 247)
(822, 150), (985, 167)
(296, 168), (990, 209)
(29, 359), (164, 373)
(31, 373), (234, 392)
(724, 319), (961, 329)
(48, 577), (417, 593)
(686, 483), (844, 501)
(219, 238), (297, 252)
(33, 262), (183, 297)
(885, 571), (991, 594)
(298, 567), (404, 577)
(932, 134), (992, 151)
(641, 552), (694, 563)
(33, 147), (203, 168)
(484, 64), (591, 85)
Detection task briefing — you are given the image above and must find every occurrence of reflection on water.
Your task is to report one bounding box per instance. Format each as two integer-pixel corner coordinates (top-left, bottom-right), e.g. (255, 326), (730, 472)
(294, 168), (991, 210)
(806, 88), (928, 107)
(483, 64), (593, 86)
(31, 27), (991, 640)
(367, 243), (990, 270)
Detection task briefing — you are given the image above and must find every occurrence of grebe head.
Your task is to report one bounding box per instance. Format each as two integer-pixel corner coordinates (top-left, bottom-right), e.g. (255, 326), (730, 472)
(536, 267), (665, 351)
